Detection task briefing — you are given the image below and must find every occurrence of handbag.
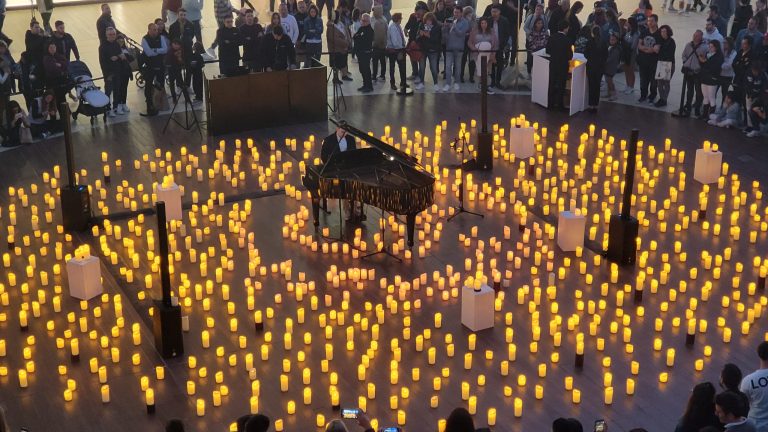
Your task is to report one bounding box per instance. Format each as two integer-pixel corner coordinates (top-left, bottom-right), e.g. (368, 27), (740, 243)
(655, 60), (672, 81)
(406, 41), (423, 62)
(20, 125), (32, 144)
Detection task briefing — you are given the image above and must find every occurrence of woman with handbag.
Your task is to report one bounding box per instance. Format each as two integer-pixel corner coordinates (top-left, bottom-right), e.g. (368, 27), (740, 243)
(697, 39), (723, 119)
(468, 17), (497, 93)
(2, 101), (31, 147)
(415, 12), (443, 91)
(654, 24), (675, 107)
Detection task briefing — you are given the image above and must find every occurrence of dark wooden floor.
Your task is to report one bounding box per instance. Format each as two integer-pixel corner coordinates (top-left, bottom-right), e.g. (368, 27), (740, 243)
(0, 94), (766, 432)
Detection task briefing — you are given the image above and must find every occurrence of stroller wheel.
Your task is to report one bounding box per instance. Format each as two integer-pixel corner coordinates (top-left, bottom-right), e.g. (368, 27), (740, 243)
(136, 78), (145, 89)
(72, 112), (78, 120)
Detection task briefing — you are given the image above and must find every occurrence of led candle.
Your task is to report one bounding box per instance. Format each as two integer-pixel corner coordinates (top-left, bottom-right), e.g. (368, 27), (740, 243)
(101, 384), (110, 403)
(514, 398), (523, 417)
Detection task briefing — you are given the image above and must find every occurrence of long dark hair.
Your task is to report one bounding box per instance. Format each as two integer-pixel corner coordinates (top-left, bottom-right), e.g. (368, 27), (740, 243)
(681, 382), (716, 428)
(5, 100), (22, 124)
(566, 0), (583, 19)
(445, 407), (475, 432)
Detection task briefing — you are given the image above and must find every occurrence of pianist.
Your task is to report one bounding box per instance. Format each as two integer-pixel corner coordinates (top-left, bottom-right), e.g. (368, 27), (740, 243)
(320, 126), (364, 222)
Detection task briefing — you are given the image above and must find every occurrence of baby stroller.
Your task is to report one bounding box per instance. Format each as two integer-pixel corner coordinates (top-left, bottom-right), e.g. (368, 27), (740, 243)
(68, 61), (111, 124)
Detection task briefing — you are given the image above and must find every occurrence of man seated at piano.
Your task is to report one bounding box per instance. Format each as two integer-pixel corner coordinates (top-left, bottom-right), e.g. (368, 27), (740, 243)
(320, 126), (365, 222)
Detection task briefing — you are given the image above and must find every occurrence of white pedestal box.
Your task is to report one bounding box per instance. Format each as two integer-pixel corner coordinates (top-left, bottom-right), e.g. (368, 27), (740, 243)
(66, 256), (103, 301)
(509, 127), (536, 160)
(693, 149), (722, 184)
(531, 49), (588, 116)
(461, 284), (495, 332)
(557, 210), (587, 251)
(156, 183), (183, 220)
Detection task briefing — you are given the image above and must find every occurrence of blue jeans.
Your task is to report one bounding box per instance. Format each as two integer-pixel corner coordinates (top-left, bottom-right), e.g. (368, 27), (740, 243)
(418, 52), (439, 85)
(445, 50), (462, 86)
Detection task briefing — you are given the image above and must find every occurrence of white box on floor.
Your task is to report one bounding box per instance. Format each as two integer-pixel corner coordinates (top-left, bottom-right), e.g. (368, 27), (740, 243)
(66, 256), (102, 301)
(693, 148), (722, 184)
(461, 284), (495, 332)
(156, 182), (183, 220)
(557, 210), (587, 251)
(509, 126), (536, 160)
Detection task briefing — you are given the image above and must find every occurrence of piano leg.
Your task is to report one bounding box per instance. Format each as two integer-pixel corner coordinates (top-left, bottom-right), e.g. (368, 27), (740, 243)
(406, 213), (416, 248)
(311, 197), (320, 228)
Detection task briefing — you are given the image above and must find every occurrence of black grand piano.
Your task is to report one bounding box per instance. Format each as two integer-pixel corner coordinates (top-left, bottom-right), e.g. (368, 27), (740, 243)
(301, 119), (436, 247)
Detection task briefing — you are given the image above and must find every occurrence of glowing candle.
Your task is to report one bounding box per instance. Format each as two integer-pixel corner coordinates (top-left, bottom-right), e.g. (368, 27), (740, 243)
(101, 384), (110, 403)
(514, 398), (523, 417)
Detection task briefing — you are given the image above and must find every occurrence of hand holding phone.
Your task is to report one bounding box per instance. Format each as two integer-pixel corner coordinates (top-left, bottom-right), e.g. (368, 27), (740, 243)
(341, 408), (360, 419)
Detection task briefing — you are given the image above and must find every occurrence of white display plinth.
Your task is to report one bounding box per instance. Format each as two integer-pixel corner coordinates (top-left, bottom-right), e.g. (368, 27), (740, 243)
(557, 210), (586, 251)
(531, 49), (588, 116)
(693, 149), (722, 184)
(509, 126), (536, 160)
(66, 256), (103, 301)
(461, 284), (495, 332)
(156, 183), (183, 220)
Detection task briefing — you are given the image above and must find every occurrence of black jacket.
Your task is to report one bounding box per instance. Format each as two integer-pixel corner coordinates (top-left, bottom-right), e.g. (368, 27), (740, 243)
(353, 25), (374, 54)
(217, 26), (242, 62)
(321, 132), (357, 163)
(261, 34), (296, 71)
(548, 7), (566, 34)
(52, 33), (80, 61)
(99, 40), (124, 76)
(699, 51), (723, 85)
(546, 31), (573, 72)
(585, 36), (608, 73)
(25, 31), (46, 67)
(417, 22), (442, 52)
(169, 19), (196, 54)
(491, 16), (512, 48)
(240, 23), (264, 64)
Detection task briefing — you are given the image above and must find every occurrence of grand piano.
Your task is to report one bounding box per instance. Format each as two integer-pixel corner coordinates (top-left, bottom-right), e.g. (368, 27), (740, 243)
(301, 120), (436, 247)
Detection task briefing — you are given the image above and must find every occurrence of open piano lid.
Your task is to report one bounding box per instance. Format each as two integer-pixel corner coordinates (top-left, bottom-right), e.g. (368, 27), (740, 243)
(330, 118), (429, 172)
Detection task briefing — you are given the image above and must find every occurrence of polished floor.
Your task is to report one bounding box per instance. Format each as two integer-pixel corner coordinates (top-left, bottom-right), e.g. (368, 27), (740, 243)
(0, 93), (766, 432)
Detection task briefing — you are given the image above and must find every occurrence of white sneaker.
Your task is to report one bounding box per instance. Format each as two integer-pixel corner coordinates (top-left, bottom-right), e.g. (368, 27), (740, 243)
(434, 84), (441, 92)
(414, 77), (422, 84)
(453, 83), (460, 91)
(623, 87), (634, 94)
(206, 48), (217, 59)
(121, 104), (130, 113)
(414, 83), (424, 90)
(442, 84), (451, 92)
(116, 105), (125, 115)
(747, 130), (760, 137)
(108, 109), (117, 118)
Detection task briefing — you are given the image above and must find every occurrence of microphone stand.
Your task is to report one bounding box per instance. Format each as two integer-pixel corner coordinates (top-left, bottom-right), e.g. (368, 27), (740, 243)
(448, 125), (484, 222)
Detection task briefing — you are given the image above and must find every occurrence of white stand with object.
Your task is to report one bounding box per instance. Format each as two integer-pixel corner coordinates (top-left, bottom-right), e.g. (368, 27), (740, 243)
(693, 149), (722, 184)
(509, 126), (536, 160)
(531, 49), (588, 116)
(557, 210), (587, 251)
(66, 256), (103, 301)
(156, 183), (183, 220)
(461, 284), (495, 332)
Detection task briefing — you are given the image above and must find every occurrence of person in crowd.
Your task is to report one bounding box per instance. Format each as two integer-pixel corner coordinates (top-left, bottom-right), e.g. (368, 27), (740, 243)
(96, 4), (121, 43)
(742, 59), (767, 126)
(318, 0), (335, 20)
(25, 19), (46, 71)
(704, 17), (725, 45)
(415, 11), (443, 90)
(383, 0), (392, 20)
(155, 18), (171, 40)
(188, 41), (205, 100)
(719, 36), (736, 102)
(444, 5), (470, 91)
(405, 1), (429, 81)
(585, 25), (607, 112)
(266, 12), (282, 34)
(526, 16), (548, 76)
(674, 382), (721, 432)
(18, 52), (38, 107)
(0, 0), (8, 42)
(574, 25), (592, 53)
(301, 5), (323, 67)
(712, 0), (735, 23)
(636, 14), (660, 103)
(722, 363), (751, 418)
(488, 5), (511, 89)
(565, 1), (583, 43)
(261, 25), (297, 70)
(740, 341), (768, 431)
(170, 8), (197, 56)
(217, 15), (243, 75)
(162, 0), (182, 26)
(51, 21), (80, 62)
(744, 97), (768, 136)
(604, 31), (621, 100)
(285, 0), (298, 15)
(42, 41), (69, 104)
(0, 40), (14, 117)
(732, 36), (753, 99)
(737, 18), (764, 49)
(698, 39), (724, 119)
(717, 391), (759, 432)
(29, 90), (61, 138)
(279, 2), (300, 44)
(546, 19), (572, 109)
(116, 35), (134, 108)
(354, 13), (375, 91)
(141, 22), (168, 116)
(207, 0), (240, 58)
(36, 0), (54, 34)
(549, 0), (569, 35)
(586, 2), (606, 29)
(678, 29), (707, 117)
(355, 0), (373, 14)
(445, 407), (475, 432)
(165, 38), (186, 99)
(635, 0), (653, 17)
(326, 414), (375, 432)
(602, 9), (620, 41)
(386, 12), (408, 90)
(708, 6), (728, 39)
(328, 8), (353, 82)
(622, 16), (640, 94)
(756, 0), (768, 33)
(654, 24), (675, 107)
(165, 419), (185, 432)
(552, 418), (584, 432)
(708, 90), (741, 126)
(295, 1), (309, 44)
(182, 0), (204, 44)
(3, 101), (31, 147)
(371, 5), (388, 79)
(351, 7), (363, 58)
(731, 0), (753, 39)
(99, 27), (130, 116)
(524, 3), (549, 37)
(240, 9), (264, 71)
(469, 16), (497, 92)
(459, 5), (476, 83)
(235, 414), (271, 432)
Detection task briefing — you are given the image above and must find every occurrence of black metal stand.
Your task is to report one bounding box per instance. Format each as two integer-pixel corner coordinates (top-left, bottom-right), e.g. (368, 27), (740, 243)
(448, 127), (484, 222)
(606, 129), (640, 265)
(327, 67), (347, 113)
(152, 201), (184, 359)
(362, 207), (401, 262)
(163, 78), (202, 138)
(671, 74), (689, 117)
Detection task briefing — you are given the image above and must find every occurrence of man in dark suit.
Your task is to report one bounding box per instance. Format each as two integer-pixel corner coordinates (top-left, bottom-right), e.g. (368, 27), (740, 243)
(546, 20), (572, 110)
(489, 5), (512, 88)
(320, 126), (363, 222)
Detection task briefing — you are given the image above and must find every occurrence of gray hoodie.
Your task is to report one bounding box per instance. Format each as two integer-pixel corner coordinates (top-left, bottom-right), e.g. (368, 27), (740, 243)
(446, 16), (470, 51)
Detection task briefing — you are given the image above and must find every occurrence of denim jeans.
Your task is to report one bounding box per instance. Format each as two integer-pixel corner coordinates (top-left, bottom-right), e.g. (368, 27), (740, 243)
(418, 52), (439, 85)
(445, 50), (462, 86)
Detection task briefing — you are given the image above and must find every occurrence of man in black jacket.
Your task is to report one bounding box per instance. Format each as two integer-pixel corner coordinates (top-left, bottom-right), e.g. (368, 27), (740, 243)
(489, 5), (511, 88)
(96, 4), (121, 43)
(99, 27), (128, 116)
(217, 15), (242, 76)
(141, 23), (168, 115)
(261, 26), (296, 71)
(354, 13), (375, 92)
(169, 9), (196, 55)
(546, 20), (572, 110)
(239, 9), (264, 71)
(52, 21), (80, 61)
(321, 125), (362, 221)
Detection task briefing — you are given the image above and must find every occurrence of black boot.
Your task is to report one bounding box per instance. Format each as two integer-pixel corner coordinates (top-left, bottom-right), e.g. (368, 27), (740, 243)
(698, 104), (710, 119)
(390, 80), (397, 91)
